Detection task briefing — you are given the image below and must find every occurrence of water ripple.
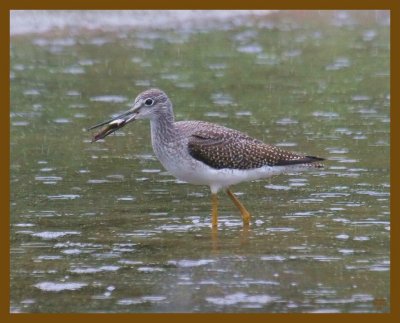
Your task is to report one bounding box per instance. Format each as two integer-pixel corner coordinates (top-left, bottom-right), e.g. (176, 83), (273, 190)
(206, 292), (275, 306)
(34, 281), (87, 292)
(31, 231), (80, 239)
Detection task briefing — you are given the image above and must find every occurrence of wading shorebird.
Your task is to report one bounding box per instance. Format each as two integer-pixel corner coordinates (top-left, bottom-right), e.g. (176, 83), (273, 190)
(89, 88), (324, 228)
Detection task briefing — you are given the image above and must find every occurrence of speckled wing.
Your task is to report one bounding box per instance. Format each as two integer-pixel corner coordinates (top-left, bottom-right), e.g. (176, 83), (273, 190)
(186, 122), (324, 170)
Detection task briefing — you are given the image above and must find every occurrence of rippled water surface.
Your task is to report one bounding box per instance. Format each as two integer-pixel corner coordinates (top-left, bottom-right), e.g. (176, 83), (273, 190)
(10, 10), (390, 313)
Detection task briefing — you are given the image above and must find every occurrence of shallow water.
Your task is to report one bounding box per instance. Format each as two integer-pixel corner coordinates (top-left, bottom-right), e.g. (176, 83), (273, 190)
(10, 10), (390, 313)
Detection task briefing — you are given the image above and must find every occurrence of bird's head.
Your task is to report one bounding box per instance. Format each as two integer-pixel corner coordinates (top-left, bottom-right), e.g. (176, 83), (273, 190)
(88, 88), (171, 142)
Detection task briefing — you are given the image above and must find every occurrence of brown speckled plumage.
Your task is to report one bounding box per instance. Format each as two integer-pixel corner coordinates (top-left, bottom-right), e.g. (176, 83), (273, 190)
(174, 121), (324, 170)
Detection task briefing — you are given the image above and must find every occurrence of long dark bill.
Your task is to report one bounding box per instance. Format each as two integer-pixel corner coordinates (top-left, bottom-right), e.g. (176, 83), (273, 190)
(88, 110), (136, 143)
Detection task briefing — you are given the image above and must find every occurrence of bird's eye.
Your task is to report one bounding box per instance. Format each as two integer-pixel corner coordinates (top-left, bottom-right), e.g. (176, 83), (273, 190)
(144, 98), (154, 106)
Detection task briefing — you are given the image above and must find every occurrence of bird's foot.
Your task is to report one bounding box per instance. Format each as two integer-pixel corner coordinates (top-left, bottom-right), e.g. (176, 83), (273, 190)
(241, 211), (251, 226)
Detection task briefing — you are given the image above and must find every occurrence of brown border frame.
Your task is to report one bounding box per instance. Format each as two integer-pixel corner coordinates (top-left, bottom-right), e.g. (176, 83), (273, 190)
(3, 1), (398, 322)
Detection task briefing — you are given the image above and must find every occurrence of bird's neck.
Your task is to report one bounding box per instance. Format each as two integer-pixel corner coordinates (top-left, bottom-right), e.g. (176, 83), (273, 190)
(149, 109), (178, 144)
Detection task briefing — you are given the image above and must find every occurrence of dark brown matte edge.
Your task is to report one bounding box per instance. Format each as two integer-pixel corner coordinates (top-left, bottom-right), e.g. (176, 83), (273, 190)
(2, 1), (397, 323)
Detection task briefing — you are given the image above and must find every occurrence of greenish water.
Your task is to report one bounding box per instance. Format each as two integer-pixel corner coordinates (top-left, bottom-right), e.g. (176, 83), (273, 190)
(10, 11), (390, 313)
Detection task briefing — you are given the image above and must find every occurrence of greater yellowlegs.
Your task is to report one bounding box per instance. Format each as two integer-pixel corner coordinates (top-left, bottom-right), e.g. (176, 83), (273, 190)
(89, 88), (324, 227)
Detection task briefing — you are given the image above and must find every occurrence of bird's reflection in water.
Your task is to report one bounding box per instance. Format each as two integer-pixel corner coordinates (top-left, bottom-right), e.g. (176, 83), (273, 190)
(210, 224), (250, 253)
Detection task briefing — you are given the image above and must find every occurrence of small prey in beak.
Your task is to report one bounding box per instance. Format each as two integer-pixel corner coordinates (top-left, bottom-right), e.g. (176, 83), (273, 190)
(88, 109), (137, 143)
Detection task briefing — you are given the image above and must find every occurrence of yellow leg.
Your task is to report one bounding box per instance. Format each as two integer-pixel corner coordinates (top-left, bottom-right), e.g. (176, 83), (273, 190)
(226, 189), (251, 226)
(211, 193), (218, 228)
